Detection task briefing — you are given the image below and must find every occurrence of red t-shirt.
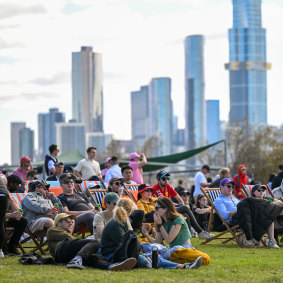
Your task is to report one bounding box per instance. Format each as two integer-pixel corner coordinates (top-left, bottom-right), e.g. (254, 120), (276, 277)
(152, 183), (178, 198)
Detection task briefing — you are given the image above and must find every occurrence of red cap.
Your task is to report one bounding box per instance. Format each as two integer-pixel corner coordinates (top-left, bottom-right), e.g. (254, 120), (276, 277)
(20, 156), (31, 163)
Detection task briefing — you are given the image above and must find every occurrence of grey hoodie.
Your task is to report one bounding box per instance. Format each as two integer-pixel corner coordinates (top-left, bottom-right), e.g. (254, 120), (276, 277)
(22, 192), (62, 226)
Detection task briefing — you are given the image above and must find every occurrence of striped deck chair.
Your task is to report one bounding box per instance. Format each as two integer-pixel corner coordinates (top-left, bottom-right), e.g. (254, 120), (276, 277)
(123, 184), (140, 203)
(86, 188), (108, 209)
(12, 193), (49, 254)
(46, 181), (63, 196)
(200, 188), (245, 247)
(241, 184), (275, 198)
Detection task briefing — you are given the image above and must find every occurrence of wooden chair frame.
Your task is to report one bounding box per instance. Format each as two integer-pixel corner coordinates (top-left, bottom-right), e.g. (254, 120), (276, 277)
(200, 188), (245, 247)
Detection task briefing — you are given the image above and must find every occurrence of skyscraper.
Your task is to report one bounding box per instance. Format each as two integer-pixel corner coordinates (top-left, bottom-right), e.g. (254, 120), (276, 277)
(56, 122), (86, 156)
(184, 35), (206, 150)
(72, 46), (103, 133)
(131, 86), (149, 148)
(38, 108), (65, 160)
(148, 77), (173, 156)
(206, 100), (221, 144)
(225, 0), (270, 125)
(11, 122), (26, 165)
(20, 128), (34, 160)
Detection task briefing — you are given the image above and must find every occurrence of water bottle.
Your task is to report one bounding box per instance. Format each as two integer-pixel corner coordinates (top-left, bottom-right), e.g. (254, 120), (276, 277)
(17, 208), (23, 221)
(152, 246), (158, 269)
(95, 204), (100, 211)
(54, 203), (59, 212)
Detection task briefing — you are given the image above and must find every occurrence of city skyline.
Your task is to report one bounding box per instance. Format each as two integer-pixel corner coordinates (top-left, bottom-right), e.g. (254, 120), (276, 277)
(1, 0), (283, 164)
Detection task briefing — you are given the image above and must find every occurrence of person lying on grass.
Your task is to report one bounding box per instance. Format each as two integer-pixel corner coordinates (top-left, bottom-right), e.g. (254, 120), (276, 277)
(46, 213), (137, 271)
(141, 197), (210, 266)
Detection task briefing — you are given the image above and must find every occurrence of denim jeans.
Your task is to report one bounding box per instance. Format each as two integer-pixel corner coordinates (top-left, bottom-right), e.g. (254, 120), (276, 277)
(146, 254), (179, 269)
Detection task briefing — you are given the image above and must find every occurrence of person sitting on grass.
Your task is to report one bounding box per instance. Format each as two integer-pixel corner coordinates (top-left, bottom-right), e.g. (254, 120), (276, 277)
(47, 213), (137, 271)
(193, 194), (212, 231)
(93, 192), (119, 243)
(141, 197), (210, 266)
(101, 198), (151, 268)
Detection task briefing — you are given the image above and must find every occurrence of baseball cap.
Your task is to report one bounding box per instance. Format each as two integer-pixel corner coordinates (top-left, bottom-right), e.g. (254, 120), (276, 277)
(59, 173), (74, 183)
(252, 184), (266, 193)
(54, 213), (76, 226)
(109, 177), (124, 184)
(138, 184), (152, 194)
(156, 170), (170, 179)
(130, 152), (141, 160)
(220, 178), (235, 186)
(179, 190), (190, 197)
(87, 183), (101, 189)
(29, 180), (50, 192)
(104, 192), (120, 204)
(55, 162), (64, 167)
(20, 156), (31, 163)
(105, 157), (111, 163)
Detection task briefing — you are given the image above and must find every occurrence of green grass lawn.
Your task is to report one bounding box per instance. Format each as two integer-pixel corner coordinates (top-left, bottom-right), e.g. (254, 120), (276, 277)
(0, 238), (282, 283)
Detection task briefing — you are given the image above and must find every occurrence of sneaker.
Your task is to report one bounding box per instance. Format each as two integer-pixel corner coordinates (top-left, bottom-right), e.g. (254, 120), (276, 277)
(268, 239), (280, 249)
(198, 231), (214, 239)
(109, 258), (137, 271)
(0, 251), (4, 258)
(66, 257), (85, 269)
(184, 256), (203, 269)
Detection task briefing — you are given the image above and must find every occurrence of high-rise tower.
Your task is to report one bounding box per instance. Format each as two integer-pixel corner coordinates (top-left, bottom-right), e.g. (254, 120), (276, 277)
(225, 0), (271, 125)
(72, 46), (103, 133)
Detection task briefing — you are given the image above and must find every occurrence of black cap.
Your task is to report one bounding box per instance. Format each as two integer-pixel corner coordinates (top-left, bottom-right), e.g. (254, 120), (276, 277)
(156, 170), (170, 179)
(179, 190), (190, 197)
(29, 180), (50, 192)
(252, 184), (266, 193)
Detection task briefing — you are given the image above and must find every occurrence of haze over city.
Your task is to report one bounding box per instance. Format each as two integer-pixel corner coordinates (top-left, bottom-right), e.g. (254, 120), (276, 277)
(1, 0), (283, 165)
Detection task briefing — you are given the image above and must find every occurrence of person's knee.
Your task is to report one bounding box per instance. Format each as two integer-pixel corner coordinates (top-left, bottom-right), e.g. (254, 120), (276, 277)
(44, 219), (54, 229)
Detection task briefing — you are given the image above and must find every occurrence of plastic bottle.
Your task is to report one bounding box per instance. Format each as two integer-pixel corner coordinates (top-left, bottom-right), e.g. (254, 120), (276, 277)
(95, 204), (100, 211)
(54, 203), (59, 212)
(152, 246), (158, 269)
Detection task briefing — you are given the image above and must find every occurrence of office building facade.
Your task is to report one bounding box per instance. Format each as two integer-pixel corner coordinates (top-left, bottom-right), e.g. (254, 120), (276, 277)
(56, 122), (86, 156)
(86, 132), (113, 158)
(11, 122), (26, 165)
(20, 128), (34, 160)
(131, 86), (149, 149)
(148, 77), (173, 156)
(225, 0), (270, 125)
(184, 35), (206, 150)
(72, 46), (103, 132)
(206, 100), (221, 144)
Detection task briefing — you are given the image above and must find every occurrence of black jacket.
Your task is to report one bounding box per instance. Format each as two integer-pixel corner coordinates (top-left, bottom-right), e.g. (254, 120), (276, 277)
(46, 174), (58, 181)
(271, 171), (283, 189)
(237, 197), (283, 241)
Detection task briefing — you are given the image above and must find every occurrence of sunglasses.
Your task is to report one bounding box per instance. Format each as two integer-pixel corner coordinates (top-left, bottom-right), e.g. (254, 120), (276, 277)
(63, 219), (74, 224)
(225, 184), (233, 188)
(63, 179), (74, 184)
(144, 189), (152, 192)
(37, 186), (48, 191)
(256, 189), (265, 192)
(113, 182), (121, 186)
(161, 177), (170, 181)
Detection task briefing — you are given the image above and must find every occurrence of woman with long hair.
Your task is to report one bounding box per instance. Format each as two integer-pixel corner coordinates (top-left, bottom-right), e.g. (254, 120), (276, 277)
(142, 197), (210, 266)
(193, 194), (212, 231)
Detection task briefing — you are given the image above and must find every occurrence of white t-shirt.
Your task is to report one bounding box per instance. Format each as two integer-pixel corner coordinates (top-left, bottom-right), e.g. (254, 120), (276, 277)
(74, 158), (101, 180)
(194, 171), (207, 197)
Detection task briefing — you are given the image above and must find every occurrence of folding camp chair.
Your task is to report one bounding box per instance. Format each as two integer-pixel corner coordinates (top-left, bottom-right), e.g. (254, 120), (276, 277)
(86, 188), (108, 209)
(12, 193), (49, 254)
(123, 184), (141, 203)
(200, 188), (245, 247)
(46, 181), (63, 196)
(241, 184), (275, 198)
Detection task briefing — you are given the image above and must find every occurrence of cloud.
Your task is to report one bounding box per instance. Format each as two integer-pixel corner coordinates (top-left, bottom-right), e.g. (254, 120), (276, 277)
(0, 3), (47, 20)
(30, 72), (70, 85)
(0, 56), (20, 65)
(61, 2), (91, 15)
(0, 24), (21, 29)
(104, 72), (125, 80)
(0, 92), (57, 104)
(0, 38), (25, 49)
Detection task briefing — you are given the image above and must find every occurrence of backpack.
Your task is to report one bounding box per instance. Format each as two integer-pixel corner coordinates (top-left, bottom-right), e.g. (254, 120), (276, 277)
(112, 230), (142, 263)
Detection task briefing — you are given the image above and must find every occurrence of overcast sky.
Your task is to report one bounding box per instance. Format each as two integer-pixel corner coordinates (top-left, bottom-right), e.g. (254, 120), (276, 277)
(0, 0), (283, 165)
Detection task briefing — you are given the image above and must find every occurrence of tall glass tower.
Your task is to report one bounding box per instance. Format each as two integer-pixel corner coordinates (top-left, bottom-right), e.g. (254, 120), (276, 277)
(225, 0), (271, 125)
(184, 35), (206, 150)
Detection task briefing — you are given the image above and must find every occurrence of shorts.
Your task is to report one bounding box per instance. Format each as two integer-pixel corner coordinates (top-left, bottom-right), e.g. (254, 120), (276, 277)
(29, 217), (52, 233)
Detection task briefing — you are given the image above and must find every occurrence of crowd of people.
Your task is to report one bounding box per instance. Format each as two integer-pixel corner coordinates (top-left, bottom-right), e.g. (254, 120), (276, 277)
(0, 144), (282, 272)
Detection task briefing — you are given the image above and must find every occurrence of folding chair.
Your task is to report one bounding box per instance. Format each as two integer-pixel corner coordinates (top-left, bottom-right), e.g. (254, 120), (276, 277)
(200, 188), (245, 247)
(46, 181), (63, 196)
(86, 188), (108, 209)
(241, 184), (275, 198)
(12, 193), (49, 254)
(123, 184), (141, 203)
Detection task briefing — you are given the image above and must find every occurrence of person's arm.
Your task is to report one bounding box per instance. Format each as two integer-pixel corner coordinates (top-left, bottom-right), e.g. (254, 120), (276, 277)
(6, 195), (21, 219)
(174, 194), (184, 204)
(74, 170), (82, 178)
(138, 153), (147, 168)
(23, 193), (53, 215)
(214, 198), (236, 221)
(141, 225), (163, 244)
(195, 207), (211, 214)
(62, 205), (95, 216)
(74, 161), (83, 178)
(154, 213), (181, 244)
(48, 160), (56, 175)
